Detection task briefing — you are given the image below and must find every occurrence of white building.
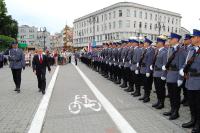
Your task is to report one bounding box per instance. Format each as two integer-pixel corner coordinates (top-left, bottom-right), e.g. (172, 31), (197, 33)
(18, 25), (38, 45)
(73, 2), (182, 47)
(49, 33), (64, 49)
(18, 25), (51, 48)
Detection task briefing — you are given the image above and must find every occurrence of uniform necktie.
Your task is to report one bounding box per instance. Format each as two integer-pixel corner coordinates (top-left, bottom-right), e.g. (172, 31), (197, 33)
(40, 54), (43, 64)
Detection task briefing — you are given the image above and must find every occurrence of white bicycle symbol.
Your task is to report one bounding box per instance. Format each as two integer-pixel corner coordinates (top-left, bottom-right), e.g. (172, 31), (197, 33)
(68, 95), (102, 114)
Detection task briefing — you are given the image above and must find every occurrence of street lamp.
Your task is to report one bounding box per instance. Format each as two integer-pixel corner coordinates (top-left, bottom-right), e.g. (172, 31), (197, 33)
(40, 27), (46, 51)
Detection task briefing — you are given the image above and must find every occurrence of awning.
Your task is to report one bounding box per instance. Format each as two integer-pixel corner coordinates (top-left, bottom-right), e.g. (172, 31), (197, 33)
(18, 43), (27, 48)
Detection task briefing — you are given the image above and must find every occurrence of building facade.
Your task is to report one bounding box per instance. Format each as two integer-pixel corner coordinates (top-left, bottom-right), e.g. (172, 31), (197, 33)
(73, 2), (182, 47)
(17, 25), (51, 49)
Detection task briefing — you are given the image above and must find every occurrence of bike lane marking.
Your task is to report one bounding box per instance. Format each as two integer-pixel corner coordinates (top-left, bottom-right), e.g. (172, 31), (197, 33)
(28, 66), (60, 133)
(73, 63), (137, 133)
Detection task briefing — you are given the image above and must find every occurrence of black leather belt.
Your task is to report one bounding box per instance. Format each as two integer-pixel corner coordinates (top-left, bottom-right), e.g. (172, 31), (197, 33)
(155, 66), (162, 71)
(190, 72), (200, 77)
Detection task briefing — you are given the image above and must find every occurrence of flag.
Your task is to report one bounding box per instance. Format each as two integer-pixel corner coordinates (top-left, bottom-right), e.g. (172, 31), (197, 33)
(88, 43), (92, 52)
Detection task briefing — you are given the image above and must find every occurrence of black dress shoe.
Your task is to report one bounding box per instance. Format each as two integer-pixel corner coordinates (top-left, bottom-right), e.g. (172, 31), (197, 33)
(139, 95), (146, 100)
(120, 84), (127, 88)
(192, 123), (200, 133)
(182, 120), (195, 128)
(169, 112), (179, 120)
(42, 90), (45, 95)
(163, 111), (172, 116)
(152, 101), (160, 107)
(14, 88), (17, 91)
(143, 97), (150, 103)
(155, 103), (164, 109)
(183, 101), (189, 106)
(133, 92), (141, 97)
(17, 89), (20, 93)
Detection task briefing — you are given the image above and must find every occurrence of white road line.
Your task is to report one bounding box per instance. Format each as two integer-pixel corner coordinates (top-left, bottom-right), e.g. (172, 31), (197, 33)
(73, 64), (137, 133)
(28, 66), (60, 133)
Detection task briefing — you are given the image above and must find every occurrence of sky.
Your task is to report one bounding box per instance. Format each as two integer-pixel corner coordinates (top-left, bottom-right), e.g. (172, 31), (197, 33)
(4, 0), (200, 34)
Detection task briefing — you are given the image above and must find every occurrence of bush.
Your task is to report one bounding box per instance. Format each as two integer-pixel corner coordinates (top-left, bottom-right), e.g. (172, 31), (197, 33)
(0, 35), (15, 51)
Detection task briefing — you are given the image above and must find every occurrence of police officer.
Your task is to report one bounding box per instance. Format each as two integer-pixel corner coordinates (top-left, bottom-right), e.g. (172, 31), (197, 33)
(181, 34), (194, 106)
(139, 38), (155, 102)
(119, 41), (129, 88)
(129, 39), (140, 96)
(162, 33), (185, 120)
(124, 39), (136, 92)
(5, 41), (25, 93)
(152, 36), (168, 109)
(180, 29), (200, 133)
(132, 40), (145, 97)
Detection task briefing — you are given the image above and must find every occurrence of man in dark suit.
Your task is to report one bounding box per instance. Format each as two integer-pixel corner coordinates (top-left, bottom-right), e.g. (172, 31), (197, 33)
(32, 48), (51, 95)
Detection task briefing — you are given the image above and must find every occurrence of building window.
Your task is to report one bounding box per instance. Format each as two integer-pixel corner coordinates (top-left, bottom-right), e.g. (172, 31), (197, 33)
(127, 9), (130, 17)
(150, 13), (152, 20)
(176, 19), (178, 24)
(168, 26), (170, 32)
(139, 11), (142, 19)
(119, 20), (122, 28)
(164, 16), (166, 22)
(155, 14), (157, 21)
(109, 12), (111, 20)
(109, 23), (111, 29)
(145, 12), (147, 19)
(102, 15), (103, 22)
(134, 10), (137, 17)
(172, 18), (174, 24)
(105, 14), (107, 21)
(97, 25), (99, 32)
(139, 22), (142, 28)
(154, 24), (157, 30)
(134, 21), (136, 28)
(119, 10), (122, 17)
(175, 28), (177, 33)
(113, 21), (116, 29)
(113, 11), (116, 18)
(126, 20), (130, 28)
(104, 23), (107, 30)
(168, 17), (170, 23)
(145, 23), (147, 29)
(150, 23), (152, 30)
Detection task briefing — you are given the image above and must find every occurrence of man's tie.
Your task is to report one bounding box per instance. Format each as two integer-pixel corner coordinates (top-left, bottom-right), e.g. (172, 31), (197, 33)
(39, 54), (43, 64)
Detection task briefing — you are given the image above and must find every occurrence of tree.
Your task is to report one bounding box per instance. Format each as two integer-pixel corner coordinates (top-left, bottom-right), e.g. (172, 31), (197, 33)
(0, 0), (18, 38)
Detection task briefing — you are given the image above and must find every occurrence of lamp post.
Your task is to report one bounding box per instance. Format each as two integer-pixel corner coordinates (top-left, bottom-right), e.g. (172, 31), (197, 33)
(40, 27), (46, 51)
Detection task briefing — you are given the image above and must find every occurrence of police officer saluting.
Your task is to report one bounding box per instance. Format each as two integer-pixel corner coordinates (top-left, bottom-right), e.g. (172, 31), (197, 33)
(180, 29), (200, 133)
(5, 41), (25, 93)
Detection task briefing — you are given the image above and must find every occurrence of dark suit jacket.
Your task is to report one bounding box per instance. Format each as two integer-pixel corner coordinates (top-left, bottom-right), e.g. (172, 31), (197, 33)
(32, 54), (51, 74)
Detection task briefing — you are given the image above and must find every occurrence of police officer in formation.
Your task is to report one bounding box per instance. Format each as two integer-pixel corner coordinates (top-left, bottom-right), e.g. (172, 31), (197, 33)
(80, 29), (200, 133)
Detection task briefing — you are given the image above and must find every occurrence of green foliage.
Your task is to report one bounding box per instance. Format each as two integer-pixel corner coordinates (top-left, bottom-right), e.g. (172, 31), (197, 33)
(0, 34), (15, 51)
(0, 0), (18, 38)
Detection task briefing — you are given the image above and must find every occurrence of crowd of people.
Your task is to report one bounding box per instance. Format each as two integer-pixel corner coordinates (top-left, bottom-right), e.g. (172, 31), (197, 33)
(80, 29), (200, 133)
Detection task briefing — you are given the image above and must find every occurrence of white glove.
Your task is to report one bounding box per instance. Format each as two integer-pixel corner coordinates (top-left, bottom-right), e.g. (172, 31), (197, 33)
(150, 65), (153, 71)
(179, 68), (184, 77)
(146, 73), (150, 77)
(135, 70), (139, 75)
(136, 63), (139, 67)
(161, 76), (166, 80)
(177, 80), (183, 87)
(162, 65), (166, 71)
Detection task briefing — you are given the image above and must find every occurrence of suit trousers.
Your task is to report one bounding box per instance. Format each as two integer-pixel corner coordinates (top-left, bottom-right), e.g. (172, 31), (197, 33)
(167, 83), (181, 110)
(36, 70), (46, 91)
(188, 90), (200, 121)
(11, 69), (22, 89)
(142, 74), (153, 96)
(154, 77), (166, 100)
